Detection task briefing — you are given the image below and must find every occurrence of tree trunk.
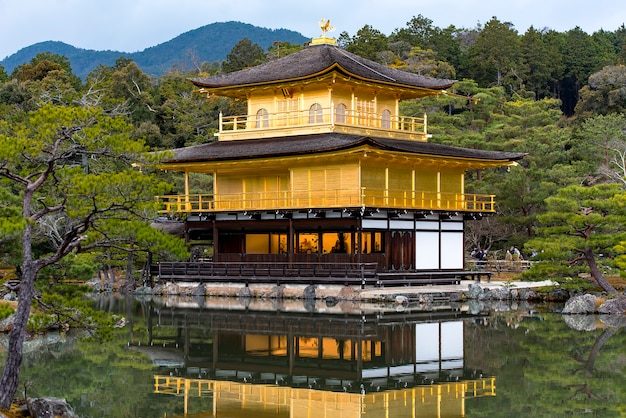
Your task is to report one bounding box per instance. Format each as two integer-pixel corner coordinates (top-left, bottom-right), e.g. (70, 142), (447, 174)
(584, 247), (619, 295)
(0, 225), (37, 409)
(126, 243), (133, 281)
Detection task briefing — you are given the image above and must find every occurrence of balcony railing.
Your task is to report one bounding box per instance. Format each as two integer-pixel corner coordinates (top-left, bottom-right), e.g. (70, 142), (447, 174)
(218, 107), (428, 140)
(156, 188), (495, 214)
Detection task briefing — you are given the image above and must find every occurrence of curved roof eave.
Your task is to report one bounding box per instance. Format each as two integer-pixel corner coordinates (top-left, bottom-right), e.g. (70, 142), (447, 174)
(161, 134), (526, 166)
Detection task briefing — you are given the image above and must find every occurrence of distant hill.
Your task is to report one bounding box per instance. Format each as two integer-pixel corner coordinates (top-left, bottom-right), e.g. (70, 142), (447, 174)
(0, 21), (310, 79)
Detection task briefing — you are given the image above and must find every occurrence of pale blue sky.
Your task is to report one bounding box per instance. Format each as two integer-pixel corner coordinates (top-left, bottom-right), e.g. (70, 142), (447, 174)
(2, 0), (624, 60)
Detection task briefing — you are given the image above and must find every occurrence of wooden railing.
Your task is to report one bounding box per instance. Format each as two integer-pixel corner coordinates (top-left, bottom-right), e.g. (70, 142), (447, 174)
(156, 189), (496, 214)
(153, 261), (380, 288)
(467, 259), (534, 273)
(219, 107), (427, 136)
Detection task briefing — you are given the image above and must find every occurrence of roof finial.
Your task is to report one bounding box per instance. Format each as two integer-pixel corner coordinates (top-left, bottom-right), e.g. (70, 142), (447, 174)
(311, 18), (337, 46)
(319, 18), (335, 37)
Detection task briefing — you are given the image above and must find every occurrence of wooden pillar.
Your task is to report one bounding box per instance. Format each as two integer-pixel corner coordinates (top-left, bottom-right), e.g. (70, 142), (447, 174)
(286, 331), (293, 371)
(184, 172), (190, 212)
(212, 330), (219, 374)
(288, 218), (294, 265)
(356, 337), (363, 379)
(212, 220), (219, 262)
(184, 316), (190, 362)
(357, 225), (363, 264)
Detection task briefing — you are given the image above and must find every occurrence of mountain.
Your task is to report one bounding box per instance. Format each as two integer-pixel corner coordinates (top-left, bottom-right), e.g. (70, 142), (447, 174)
(0, 21), (310, 79)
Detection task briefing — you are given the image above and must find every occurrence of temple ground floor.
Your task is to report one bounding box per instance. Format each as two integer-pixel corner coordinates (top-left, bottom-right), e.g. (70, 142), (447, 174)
(181, 208), (477, 273)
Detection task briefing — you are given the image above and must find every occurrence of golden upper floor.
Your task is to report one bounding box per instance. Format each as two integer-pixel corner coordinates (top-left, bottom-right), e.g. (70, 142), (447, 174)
(157, 136), (524, 214)
(216, 103), (428, 141)
(191, 41), (455, 142)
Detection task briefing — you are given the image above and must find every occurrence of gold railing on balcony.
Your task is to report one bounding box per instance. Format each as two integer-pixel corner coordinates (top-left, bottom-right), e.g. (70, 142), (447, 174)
(219, 107), (427, 136)
(156, 188), (495, 214)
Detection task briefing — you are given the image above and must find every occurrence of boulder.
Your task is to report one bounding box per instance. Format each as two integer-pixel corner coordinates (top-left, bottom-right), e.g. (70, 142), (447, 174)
(337, 286), (359, 301)
(518, 288), (538, 301)
(395, 295), (409, 306)
(548, 288), (570, 301)
(489, 287), (511, 300)
(466, 283), (483, 299)
(415, 293), (433, 304)
(562, 294), (598, 314)
(269, 285), (284, 299)
(597, 298), (626, 314)
(237, 286), (252, 298)
(27, 397), (78, 418)
(303, 285), (316, 300)
(191, 283), (207, 297)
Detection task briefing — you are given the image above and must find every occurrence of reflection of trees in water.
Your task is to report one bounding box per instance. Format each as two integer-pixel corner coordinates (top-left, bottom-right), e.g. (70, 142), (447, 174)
(464, 310), (626, 416)
(569, 326), (620, 401)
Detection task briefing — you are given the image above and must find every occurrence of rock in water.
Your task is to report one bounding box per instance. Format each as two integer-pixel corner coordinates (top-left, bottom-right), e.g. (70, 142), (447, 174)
(27, 397), (79, 418)
(562, 294), (598, 314)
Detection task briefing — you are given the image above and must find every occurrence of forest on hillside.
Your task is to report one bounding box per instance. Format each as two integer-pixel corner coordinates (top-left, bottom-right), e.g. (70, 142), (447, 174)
(0, 21), (309, 79)
(1, 15), (626, 291)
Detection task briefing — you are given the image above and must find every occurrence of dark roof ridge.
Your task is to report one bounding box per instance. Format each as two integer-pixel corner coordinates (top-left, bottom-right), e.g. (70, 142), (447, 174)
(190, 43), (455, 90)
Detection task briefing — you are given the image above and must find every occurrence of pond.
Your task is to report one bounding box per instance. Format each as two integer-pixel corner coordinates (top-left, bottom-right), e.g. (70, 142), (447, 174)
(1, 295), (625, 417)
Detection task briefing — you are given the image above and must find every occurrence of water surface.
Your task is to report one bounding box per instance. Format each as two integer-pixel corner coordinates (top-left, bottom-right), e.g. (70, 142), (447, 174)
(1, 295), (625, 417)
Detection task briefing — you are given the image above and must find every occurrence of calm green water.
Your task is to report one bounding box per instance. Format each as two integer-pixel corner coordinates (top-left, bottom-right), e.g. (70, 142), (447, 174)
(1, 295), (625, 417)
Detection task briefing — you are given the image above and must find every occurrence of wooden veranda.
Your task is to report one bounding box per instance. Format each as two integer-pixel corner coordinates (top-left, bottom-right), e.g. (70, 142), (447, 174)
(146, 258), (491, 289)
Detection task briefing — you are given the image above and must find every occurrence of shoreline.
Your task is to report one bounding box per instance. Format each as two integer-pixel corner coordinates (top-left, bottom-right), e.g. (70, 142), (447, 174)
(130, 279), (565, 303)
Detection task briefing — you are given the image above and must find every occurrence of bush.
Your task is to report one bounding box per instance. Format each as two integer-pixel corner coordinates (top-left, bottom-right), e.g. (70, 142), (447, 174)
(0, 302), (15, 321)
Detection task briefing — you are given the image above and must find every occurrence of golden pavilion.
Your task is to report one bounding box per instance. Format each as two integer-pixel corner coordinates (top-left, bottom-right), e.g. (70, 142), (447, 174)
(156, 27), (524, 281)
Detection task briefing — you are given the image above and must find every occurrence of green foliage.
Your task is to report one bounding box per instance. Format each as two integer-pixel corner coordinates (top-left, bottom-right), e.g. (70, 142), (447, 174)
(467, 17), (522, 88)
(0, 303), (14, 321)
(38, 253), (99, 283)
(221, 38), (267, 73)
(0, 99), (190, 288)
(524, 184), (626, 285)
(153, 70), (218, 147)
(575, 65), (626, 117)
(26, 313), (58, 333)
(267, 41), (304, 60)
(342, 25), (389, 62)
(26, 287), (118, 338)
(520, 27), (564, 99)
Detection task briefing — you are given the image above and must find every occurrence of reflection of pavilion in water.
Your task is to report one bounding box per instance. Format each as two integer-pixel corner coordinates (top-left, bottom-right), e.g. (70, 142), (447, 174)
(134, 301), (495, 416)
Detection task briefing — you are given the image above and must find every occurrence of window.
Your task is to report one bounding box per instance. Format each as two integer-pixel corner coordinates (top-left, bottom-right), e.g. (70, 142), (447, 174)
(361, 231), (383, 254)
(381, 109), (391, 129)
(255, 108), (269, 128)
(245, 234), (269, 254)
(355, 98), (374, 126)
(321, 232), (352, 254)
(309, 103), (323, 123)
(245, 233), (287, 254)
(335, 103), (347, 124)
(297, 232), (318, 253)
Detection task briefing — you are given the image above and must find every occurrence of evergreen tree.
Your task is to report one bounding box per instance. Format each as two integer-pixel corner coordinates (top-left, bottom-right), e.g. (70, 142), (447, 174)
(0, 104), (186, 408)
(221, 38), (267, 73)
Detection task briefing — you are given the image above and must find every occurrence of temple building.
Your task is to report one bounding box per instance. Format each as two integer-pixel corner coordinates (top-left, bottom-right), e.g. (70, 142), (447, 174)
(156, 26), (524, 278)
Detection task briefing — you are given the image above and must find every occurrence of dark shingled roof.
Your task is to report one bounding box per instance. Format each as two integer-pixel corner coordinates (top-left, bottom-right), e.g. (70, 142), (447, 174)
(162, 134), (526, 164)
(190, 43), (456, 91)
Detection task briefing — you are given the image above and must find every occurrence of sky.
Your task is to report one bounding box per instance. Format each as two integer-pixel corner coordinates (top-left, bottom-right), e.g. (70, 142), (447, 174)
(2, 0), (625, 60)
